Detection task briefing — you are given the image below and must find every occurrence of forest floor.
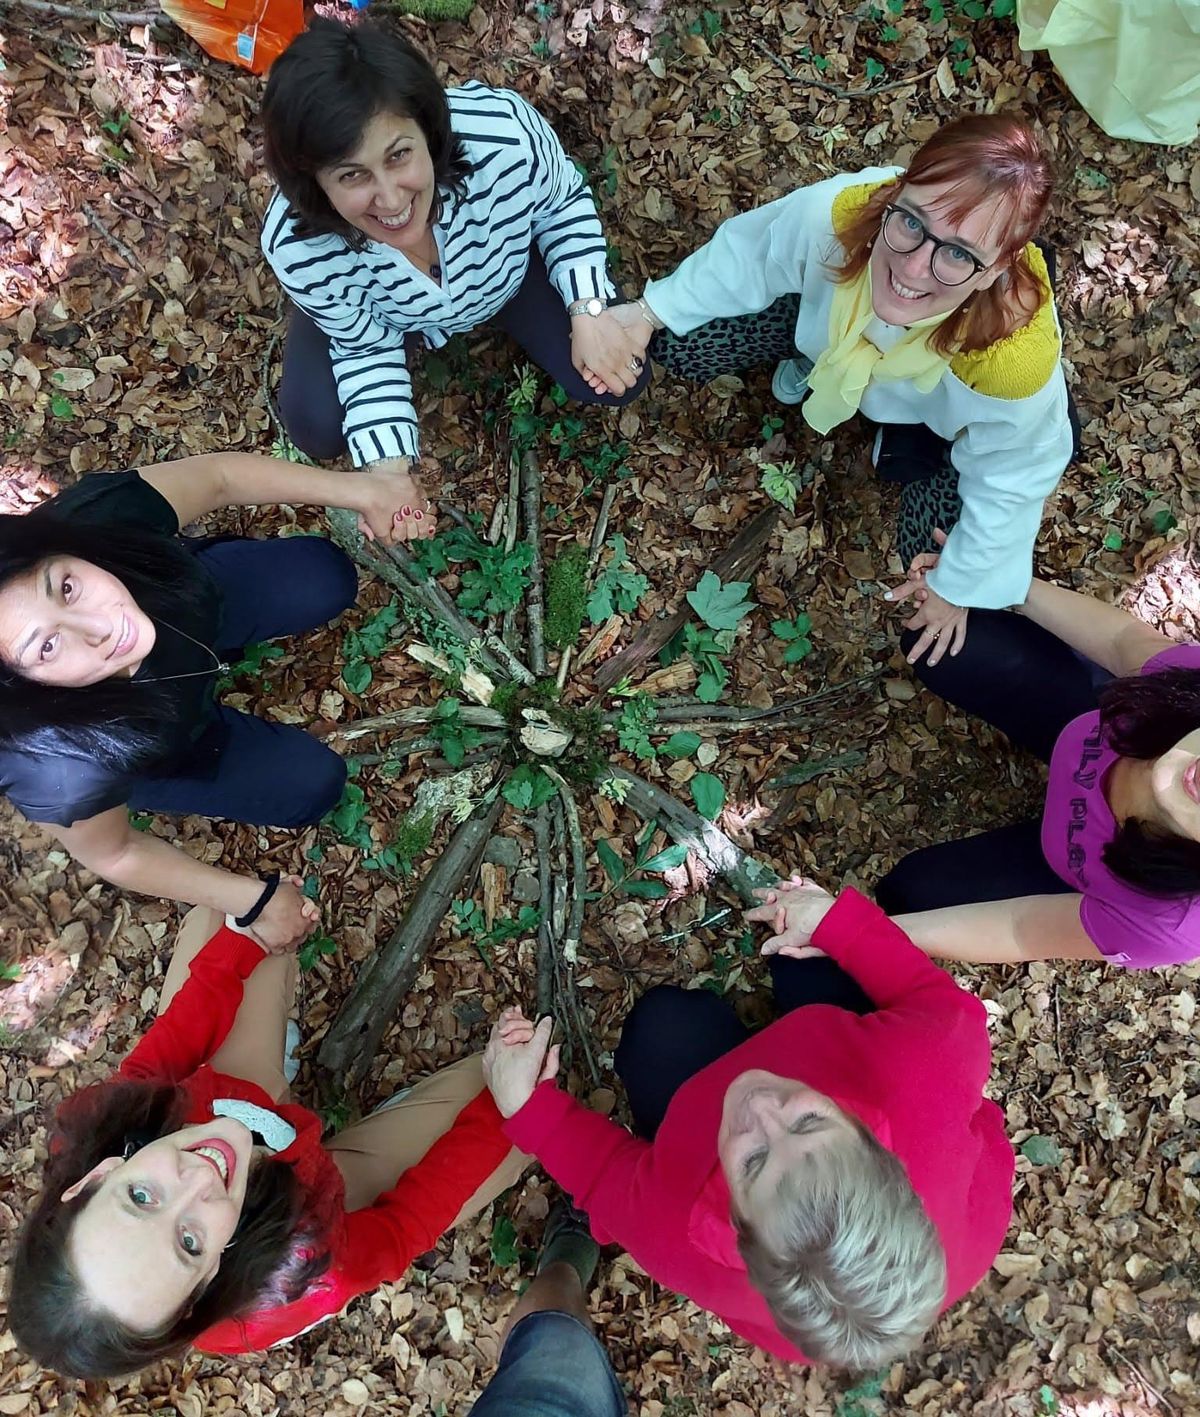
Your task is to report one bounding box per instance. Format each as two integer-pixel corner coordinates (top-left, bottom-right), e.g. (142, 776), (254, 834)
(1, 2), (1199, 1415)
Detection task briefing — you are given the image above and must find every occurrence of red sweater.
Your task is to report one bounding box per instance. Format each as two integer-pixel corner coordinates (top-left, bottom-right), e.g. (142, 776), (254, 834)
(504, 890), (1014, 1362)
(112, 925), (511, 1353)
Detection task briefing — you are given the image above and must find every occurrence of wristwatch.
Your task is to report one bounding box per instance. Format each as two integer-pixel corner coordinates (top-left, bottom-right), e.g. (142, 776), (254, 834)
(567, 296), (607, 318)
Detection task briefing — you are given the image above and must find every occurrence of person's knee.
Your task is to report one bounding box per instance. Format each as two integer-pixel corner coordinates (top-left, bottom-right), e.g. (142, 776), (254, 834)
(274, 744), (346, 827)
(874, 852), (932, 915)
(278, 382), (346, 462)
(303, 537), (359, 619)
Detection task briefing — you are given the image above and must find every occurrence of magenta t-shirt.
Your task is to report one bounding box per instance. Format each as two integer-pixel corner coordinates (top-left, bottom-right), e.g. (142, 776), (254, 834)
(1041, 643), (1200, 968)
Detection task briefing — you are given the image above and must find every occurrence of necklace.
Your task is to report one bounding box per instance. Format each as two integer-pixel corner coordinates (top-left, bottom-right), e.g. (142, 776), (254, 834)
(134, 615), (229, 685)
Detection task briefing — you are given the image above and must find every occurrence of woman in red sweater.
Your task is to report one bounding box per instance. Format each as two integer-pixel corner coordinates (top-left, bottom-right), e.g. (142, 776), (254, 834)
(10, 905), (524, 1377)
(484, 886), (1013, 1368)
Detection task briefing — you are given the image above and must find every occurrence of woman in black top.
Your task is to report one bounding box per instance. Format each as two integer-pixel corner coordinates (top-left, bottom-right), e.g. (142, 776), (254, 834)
(0, 452), (407, 947)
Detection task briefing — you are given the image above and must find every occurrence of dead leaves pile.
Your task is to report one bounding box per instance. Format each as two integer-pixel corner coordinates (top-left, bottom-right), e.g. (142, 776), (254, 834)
(2, 2), (1199, 1415)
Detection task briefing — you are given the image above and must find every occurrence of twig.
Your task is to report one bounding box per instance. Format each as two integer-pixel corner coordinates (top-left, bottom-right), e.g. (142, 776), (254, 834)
(550, 798), (600, 1087)
(328, 703), (506, 743)
(317, 786), (506, 1089)
(500, 451), (522, 651)
(346, 730), (507, 766)
(521, 451), (547, 676)
(767, 749), (867, 789)
(608, 767), (779, 906)
(533, 805), (554, 1018)
(81, 201), (170, 303)
(749, 36), (936, 100)
(545, 767), (586, 969)
(4, 0), (164, 23)
(557, 481), (619, 690)
(661, 907), (734, 943)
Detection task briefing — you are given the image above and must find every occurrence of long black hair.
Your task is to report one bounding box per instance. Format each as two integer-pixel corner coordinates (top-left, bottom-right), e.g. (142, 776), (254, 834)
(0, 504), (215, 775)
(1099, 665), (1200, 897)
(262, 16), (471, 249)
(8, 1079), (328, 1379)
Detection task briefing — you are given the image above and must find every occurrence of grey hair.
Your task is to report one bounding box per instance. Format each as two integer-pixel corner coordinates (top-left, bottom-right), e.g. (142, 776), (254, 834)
(735, 1126), (946, 1370)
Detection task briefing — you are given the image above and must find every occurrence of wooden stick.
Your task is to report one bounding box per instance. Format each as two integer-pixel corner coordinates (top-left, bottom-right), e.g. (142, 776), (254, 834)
(328, 703), (506, 743)
(749, 36), (936, 100)
(594, 507), (779, 691)
(533, 804), (555, 1018)
(317, 788), (506, 1088)
(608, 767), (779, 905)
(521, 451), (547, 676)
(5, 0), (164, 24)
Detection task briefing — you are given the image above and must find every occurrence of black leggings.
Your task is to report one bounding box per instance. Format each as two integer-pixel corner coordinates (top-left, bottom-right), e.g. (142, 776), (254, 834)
(875, 609), (1112, 915)
(279, 248), (651, 462)
(613, 958), (873, 1139)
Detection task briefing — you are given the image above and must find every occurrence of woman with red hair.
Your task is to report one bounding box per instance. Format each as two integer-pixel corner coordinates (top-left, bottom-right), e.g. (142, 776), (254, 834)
(609, 115), (1075, 664)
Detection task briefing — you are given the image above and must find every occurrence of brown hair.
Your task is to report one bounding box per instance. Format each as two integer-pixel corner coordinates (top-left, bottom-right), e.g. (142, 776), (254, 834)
(834, 114), (1056, 357)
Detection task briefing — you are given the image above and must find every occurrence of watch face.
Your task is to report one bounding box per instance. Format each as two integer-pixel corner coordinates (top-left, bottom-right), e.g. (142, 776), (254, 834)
(572, 297), (604, 316)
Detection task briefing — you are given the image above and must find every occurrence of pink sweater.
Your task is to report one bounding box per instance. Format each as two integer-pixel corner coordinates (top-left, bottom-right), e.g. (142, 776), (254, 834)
(504, 891), (1014, 1362)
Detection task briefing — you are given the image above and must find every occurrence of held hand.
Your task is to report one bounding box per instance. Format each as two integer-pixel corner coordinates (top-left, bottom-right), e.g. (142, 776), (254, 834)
(483, 1007), (561, 1118)
(356, 459), (437, 545)
(883, 527), (949, 609)
(249, 875), (320, 954)
(900, 585), (968, 667)
(745, 875), (834, 960)
(570, 305), (652, 397)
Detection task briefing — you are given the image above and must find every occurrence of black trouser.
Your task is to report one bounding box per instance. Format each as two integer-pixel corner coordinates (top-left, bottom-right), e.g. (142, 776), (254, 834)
(613, 958), (874, 1139)
(279, 248), (652, 462)
(127, 535), (356, 827)
(875, 609), (1113, 915)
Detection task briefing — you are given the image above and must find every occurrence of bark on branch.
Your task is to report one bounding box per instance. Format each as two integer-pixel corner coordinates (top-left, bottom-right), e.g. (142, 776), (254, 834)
(317, 788), (506, 1089)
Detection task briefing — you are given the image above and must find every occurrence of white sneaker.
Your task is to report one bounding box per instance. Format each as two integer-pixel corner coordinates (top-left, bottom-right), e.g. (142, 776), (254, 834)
(771, 358), (812, 405)
(283, 1019), (301, 1084)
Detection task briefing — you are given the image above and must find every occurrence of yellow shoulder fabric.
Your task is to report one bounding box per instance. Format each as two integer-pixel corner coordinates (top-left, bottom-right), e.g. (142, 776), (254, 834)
(828, 178), (1062, 402)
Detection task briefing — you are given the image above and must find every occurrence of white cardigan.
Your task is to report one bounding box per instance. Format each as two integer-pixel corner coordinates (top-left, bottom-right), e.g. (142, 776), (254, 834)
(644, 167), (1073, 610)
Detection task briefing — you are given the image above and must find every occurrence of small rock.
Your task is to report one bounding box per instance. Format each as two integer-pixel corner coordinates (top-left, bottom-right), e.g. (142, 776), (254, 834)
(511, 871), (540, 903)
(484, 835), (522, 869)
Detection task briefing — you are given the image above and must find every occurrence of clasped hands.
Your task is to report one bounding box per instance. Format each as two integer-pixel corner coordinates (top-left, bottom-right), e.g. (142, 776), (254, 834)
(571, 301), (654, 398)
(884, 527), (968, 667)
(353, 457), (439, 546)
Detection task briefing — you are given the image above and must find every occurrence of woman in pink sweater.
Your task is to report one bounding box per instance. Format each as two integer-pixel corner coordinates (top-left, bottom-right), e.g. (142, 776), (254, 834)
(483, 888), (1013, 1368)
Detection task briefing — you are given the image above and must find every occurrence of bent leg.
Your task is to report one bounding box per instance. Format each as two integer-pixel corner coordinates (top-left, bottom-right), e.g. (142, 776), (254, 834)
(874, 819), (1072, 915)
(902, 608), (1110, 763)
(196, 535), (358, 650)
(650, 293), (802, 385)
(327, 1054), (528, 1216)
(493, 248), (650, 409)
(769, 955), (873, 1018)
(157, 905), (296, 1101)
(278, 306), (348, 462)
(613, 985), (750, 1139)
(469, 1309), (628, 1417)
(127, 706), (347, 827)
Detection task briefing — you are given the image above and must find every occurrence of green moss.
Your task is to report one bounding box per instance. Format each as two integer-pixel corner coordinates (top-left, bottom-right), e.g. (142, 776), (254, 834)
(545, 542), (589, 650)
(491, 677), (561, 728)
(392, 808), (434, 874)
(386, 0), (474, 18)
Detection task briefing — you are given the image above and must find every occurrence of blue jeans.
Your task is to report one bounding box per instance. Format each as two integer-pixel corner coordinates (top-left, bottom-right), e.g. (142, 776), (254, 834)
(468, 1312), (627, 1417)
(126, 535), (356, 827)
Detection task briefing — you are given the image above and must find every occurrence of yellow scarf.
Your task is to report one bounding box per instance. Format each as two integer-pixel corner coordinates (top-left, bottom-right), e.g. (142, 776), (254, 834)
(801, 264), (953, 435)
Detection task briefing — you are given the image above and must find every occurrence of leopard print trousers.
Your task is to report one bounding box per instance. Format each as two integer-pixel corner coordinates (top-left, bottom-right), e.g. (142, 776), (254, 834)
(648, 294), (963, 567)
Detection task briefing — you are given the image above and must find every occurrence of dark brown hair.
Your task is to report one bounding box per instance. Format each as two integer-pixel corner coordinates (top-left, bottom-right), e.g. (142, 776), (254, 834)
(8, 1079), (326, 1379)
(262, 16), (470, 249)
(834, 113), (1056, 356)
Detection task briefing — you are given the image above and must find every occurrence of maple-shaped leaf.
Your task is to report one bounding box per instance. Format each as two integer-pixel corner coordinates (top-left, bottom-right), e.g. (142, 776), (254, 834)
(686, 571), (756, 631)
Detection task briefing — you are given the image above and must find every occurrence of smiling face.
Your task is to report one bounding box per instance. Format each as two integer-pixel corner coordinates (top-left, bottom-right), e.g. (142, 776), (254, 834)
(1149, 727), (1200, 844)
(316, 110), (437, 252)
(65, 1117), (254, 1333)
(868, 177), (1013, 327)
(0, 557), (155, 687)
(718, 1070), (860, 1225)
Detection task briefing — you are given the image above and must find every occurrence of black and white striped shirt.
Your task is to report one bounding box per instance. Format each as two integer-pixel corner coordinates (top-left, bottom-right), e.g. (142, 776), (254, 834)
(261, 83), (613, 466)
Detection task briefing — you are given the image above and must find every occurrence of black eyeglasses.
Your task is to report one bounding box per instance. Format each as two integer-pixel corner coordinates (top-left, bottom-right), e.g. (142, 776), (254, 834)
(880, 204), (990, 287)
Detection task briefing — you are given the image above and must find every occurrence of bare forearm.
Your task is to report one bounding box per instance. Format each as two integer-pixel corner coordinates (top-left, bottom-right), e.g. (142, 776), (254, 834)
(1020, 579), (1169, 677)
(892, 894), (1102, 964)
(211, 453), (378, 515)
(55, 826), (261, 917)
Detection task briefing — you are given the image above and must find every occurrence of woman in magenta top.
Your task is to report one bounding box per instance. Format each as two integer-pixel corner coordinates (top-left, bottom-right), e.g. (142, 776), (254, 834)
(481, 889), (1014, 1368)
(874, 541), (1200, 968)
(9, 906), (524, 1376)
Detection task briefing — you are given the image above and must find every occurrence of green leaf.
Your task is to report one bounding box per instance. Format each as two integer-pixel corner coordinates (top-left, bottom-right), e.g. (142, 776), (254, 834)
(661, 730), (702, 758)
(342, 659), (372, 695)
(782, 637), (813, 664)
(1150, 507), (1177, 535)
(760, 460), (799, 511)
(298, 933), (337, 972)
(596, 837), (626, 883)
(502, 763), (556, 812)
(624, 878), (669, 900)
(1102, 531), (1124, 552)
(691, 773), (725, 820)
(865, 57), (885, 79)
(1020, 1135), (1061, 1167)
(640, 843), (688, 873)
(686, 571), (756, 632)
(490, 1214), (519, 1268)
(50, 393), (74, 419)
(990, 0), (1015, 14)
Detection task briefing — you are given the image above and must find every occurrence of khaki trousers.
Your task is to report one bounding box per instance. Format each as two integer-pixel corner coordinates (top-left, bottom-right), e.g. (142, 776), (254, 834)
(160, 907), (528, 1214)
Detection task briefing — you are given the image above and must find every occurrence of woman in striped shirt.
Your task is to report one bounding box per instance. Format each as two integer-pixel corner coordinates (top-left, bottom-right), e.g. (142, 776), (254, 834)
(261, 18), (650, 541)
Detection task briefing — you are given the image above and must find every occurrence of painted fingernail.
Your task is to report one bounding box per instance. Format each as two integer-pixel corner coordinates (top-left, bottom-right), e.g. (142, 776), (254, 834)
(401, 505), (412, 516)
(414, 510), (424, 520)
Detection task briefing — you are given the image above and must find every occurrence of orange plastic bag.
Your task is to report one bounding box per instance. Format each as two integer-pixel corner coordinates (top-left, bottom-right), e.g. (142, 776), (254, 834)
(160, 0), (305, 74)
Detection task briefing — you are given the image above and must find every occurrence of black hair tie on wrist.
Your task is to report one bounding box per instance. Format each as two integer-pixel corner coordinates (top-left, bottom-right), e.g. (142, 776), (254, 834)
(235, 871), (282, 929)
